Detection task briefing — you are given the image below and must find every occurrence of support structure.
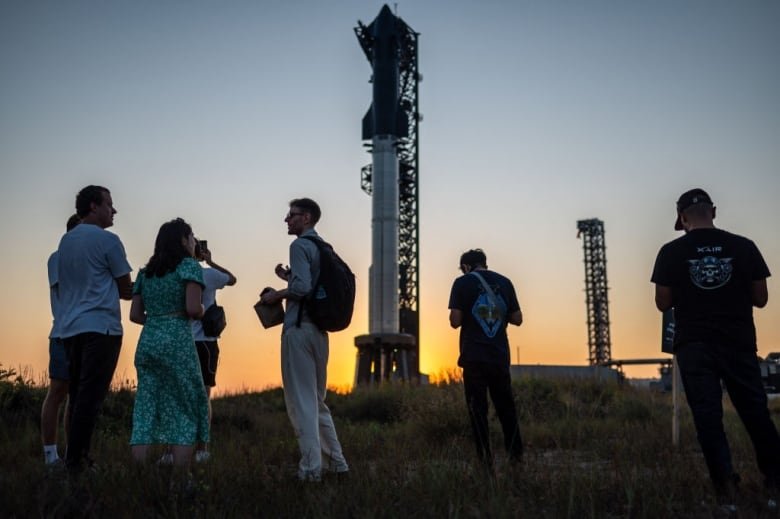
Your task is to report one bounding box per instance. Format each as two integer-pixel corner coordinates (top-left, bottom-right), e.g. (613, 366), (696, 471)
(576, 219), (612, 365)
(354, 5), (420, 384)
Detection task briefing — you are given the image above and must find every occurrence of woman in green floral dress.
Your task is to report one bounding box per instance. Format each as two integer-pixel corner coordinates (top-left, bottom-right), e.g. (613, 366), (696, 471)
(129, 218), (209, 467)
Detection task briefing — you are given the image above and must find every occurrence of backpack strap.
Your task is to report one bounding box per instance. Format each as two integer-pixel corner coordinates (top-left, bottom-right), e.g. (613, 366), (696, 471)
(295, 235), (323, 328)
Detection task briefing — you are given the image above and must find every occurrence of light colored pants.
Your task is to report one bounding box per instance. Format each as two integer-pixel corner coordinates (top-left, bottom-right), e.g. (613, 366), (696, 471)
(281, 322), (348, 480)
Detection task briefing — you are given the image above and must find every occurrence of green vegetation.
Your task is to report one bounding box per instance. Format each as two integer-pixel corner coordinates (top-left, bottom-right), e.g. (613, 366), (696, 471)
(1, 369), (778, 518)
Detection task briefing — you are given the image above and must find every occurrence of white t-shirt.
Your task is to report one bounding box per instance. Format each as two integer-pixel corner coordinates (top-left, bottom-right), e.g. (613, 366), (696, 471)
(47, 250), (59, 339)
(56, 223), (132, 338)
(191, 267), (231, 341)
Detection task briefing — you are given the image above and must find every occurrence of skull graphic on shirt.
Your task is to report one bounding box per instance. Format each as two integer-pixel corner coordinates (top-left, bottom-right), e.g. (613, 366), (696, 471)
(688, 255), (733, 289)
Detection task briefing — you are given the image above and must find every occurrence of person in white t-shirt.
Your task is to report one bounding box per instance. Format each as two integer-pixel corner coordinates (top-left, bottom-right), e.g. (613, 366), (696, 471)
(57, 185), (133, 474)
(190, 240), (236, 462)
(41, 213), (80, 465)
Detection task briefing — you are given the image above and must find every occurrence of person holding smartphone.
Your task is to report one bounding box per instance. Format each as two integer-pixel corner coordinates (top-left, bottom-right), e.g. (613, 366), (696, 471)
(189, 239), (236, 462)
(448, 248), (524, 475)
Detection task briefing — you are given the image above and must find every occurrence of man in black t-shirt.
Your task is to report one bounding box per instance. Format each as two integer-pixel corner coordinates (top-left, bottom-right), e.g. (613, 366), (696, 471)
(652, 188), (780, 507)
(449, 248), (523, 471)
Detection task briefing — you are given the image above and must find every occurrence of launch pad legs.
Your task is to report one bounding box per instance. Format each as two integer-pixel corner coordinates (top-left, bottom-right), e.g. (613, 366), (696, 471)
(354, 333), (416, 385)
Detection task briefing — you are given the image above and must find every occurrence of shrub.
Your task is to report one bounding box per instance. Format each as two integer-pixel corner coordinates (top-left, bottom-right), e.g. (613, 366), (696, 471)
(337, 385), (406, 423)
(0, 374), (772, 517)
(513, 376), (567, 421)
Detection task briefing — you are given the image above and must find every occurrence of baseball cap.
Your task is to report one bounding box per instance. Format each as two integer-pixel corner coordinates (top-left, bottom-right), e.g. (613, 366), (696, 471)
(674, 188), (713, 230)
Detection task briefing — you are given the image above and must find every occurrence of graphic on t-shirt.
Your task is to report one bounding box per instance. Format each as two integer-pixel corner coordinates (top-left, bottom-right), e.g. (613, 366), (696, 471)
(470, 289), (506, 338)
(688, 255), (733, 289)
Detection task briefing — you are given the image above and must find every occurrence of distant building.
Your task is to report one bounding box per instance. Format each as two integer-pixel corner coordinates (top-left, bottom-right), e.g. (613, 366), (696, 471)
(761, 353), (780, 394)
(510, 364), (621, 383)
(509, 356), (779, 395)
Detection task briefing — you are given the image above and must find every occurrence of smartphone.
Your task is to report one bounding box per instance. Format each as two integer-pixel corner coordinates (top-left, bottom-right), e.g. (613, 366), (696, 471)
(199, 240), (208, 251)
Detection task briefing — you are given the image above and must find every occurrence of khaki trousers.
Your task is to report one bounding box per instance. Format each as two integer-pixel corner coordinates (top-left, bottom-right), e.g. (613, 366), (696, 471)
(281, 322), (348, 480)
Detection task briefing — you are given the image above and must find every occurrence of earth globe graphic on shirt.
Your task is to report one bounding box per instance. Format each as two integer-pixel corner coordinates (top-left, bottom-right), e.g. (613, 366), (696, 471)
(471, 290), (507, 338)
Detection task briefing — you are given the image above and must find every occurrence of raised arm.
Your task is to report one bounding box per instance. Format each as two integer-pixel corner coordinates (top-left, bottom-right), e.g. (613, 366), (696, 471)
(203, 250), (237, 286)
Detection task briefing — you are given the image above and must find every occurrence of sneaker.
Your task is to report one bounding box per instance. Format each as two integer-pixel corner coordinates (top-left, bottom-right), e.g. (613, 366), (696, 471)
(322, 459), (349, 474)
(712, 503), (738, 518)
(157, 453), (174, 465)
(320, 457), (349, 481)
(44, 453), (62, 465)
(297, 470), (322, 483)
(767, 476), (779, 511)
(194, 451), (210, 463)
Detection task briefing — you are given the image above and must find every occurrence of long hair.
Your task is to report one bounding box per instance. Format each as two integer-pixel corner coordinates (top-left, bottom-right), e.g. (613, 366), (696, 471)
(144, 218), (193, 278)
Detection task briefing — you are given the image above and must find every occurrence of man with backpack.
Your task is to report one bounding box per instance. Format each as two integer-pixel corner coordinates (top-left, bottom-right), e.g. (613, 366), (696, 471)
(260, 198), (350, 481)
(448, 248), (524, 474)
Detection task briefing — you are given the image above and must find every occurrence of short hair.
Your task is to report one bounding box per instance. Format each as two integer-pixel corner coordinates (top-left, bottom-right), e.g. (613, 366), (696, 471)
(66, 213), (81, 232)
(75, 185), (109, 218)
(682, 201), (713, 221)
(460, 249), (487, 270)
(289, 197), (321, 225)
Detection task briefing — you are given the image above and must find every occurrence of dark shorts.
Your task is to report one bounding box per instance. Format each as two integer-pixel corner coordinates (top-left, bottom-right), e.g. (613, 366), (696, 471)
(196, 340), (219, 387)
(48, 338), (69, 380)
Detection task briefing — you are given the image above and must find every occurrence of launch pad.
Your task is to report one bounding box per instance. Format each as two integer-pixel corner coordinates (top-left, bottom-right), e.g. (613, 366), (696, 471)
(354, 333), (416, 385)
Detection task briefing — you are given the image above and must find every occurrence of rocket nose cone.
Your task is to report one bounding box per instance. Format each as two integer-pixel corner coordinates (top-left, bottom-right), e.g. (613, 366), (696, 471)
(376, 4), (397, 26)
(378, 4), (394, 18)
(375, 4), (398, 35)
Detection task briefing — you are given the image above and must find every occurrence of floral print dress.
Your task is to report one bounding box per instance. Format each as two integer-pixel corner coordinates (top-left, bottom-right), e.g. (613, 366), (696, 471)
(130, 257), (209, 446)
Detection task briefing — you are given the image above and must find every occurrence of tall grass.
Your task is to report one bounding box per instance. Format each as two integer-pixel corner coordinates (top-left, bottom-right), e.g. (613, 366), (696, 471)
(1, 370), (778, 518)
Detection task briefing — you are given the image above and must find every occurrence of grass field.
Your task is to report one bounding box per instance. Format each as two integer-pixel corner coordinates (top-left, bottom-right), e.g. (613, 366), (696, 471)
(1, 364), (778, 518)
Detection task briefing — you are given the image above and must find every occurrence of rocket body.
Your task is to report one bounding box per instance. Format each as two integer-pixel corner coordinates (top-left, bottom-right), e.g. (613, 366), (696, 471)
(358, 4), (406, 334)
(369, 136), (399, 333)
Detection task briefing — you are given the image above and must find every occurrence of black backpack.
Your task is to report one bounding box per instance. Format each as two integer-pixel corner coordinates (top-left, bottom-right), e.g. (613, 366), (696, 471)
(201, 303), (227, 337)
(296, 236), (356, 332)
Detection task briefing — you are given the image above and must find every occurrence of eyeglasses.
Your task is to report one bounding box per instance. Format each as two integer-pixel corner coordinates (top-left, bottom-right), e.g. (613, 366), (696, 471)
(285, 211), (305, 220)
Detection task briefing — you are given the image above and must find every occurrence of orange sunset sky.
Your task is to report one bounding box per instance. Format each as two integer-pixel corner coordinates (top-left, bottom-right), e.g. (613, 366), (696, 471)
(2, 1), (779, 394)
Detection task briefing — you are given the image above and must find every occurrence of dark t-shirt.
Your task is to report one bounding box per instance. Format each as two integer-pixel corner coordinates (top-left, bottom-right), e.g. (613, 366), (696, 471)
(448, 270), (521, 366)
(651, 228), (770, 350)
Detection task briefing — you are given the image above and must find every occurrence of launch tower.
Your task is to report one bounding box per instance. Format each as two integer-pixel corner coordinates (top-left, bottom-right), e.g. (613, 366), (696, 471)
(576, 219), (612, 365)
(354, 5), (420, 384)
